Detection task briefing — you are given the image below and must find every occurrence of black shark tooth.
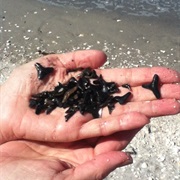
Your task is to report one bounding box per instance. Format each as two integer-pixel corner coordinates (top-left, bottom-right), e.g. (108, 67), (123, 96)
(35, 63), (54, 80)
(142, 74), (161, 99)
(29, 67), (133, 121)
(122, 84), (131, 91)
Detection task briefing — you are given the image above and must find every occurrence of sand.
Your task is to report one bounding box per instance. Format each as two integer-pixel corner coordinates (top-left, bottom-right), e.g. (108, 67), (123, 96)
(0, 0), (180, 179)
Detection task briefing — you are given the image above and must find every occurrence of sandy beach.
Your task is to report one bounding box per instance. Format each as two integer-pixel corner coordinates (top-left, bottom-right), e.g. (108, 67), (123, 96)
(0, 0), (180, 179)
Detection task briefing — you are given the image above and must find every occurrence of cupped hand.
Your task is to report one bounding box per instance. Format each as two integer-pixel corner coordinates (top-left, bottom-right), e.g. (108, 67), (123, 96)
(0, 50), (179, 144)
(0, 127), (144, 180)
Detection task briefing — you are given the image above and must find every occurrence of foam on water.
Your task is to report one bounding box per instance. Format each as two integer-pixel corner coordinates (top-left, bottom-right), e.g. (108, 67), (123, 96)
(38, 0), (180, 18)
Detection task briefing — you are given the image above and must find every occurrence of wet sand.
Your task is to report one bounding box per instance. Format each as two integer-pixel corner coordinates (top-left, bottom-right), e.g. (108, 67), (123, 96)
(0, 0), (180, 179)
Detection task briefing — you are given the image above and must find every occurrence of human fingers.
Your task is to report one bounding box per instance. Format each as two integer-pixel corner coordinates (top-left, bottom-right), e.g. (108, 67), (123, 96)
(102, 99), (180, 118)
(97, 67), (180, 86)
(78, 112), (149, 140)
(57, 151), (132, 180)
(52, 50), (107, 69)
(95, 128), (141, 155)
(4, 50), (106, 83)
(2, 50), (107, 98)
(123, 83), (180, 101)
(17, 112), (148, 143)
(29, 50), (107, 70)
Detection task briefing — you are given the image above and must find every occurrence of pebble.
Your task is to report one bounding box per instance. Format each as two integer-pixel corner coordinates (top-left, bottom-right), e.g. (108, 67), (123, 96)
(158, 155), (166, 162)
(23, 36), (30, 40)
(127, 51), (131, 55)
(160, 50), (166, 53)
(141, 162), (147, 168)
(78, 34), (84, 37)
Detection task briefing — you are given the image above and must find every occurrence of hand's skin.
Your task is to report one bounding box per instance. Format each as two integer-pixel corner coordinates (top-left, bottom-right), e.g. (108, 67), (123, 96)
(0, 129), (141, 180)
(0, 50), (179, 180)
(0, 50), (180, 144)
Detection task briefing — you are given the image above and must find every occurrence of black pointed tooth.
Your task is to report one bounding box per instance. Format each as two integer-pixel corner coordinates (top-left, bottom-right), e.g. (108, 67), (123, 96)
(142, 74), (161, 99)
(107, 103), (115, 114)
(35, 104), (43, 115)
(151, 74), (161, 99)
(35, 63), (54, 80)
(46, 105), (56, 114)
(114, 92), (131, 105)
(65, 110), (77, 121)
(54, 82), (64, 92)
(122, 84), (131, 91)
(29, 99), (38, 108)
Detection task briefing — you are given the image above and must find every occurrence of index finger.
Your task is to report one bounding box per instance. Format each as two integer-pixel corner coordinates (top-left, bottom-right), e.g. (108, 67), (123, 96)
(32, 50), (107, 70)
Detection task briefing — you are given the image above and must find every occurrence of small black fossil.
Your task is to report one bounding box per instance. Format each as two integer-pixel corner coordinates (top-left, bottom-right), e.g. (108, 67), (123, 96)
(38, 50), (55, 56)
(81, 67), (98, 79)
(113, 92), (132, 105)
(35, 63), (54, 80)
(142, 74), (161, 99)
(30, 67), (132, 121)
(105, 92), (131, 114)
(122, 84), (131, 91)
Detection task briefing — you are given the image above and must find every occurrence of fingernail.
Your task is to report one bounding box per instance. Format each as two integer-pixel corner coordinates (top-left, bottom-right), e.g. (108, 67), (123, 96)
(123, 153), (133, 166)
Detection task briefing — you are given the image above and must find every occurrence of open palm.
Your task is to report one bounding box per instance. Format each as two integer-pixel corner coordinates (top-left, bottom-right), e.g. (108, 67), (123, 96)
(1, 128), (143, 180)
(0, 50), (180, 144)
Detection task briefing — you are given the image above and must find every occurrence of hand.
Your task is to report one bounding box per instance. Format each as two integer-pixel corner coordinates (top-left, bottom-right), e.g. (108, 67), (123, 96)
(1, 128), (141, 180)
(0, 50), (179, 144)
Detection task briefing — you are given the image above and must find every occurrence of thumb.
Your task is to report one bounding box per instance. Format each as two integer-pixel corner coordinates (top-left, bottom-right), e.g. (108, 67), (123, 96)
(70, 151), (132, 180)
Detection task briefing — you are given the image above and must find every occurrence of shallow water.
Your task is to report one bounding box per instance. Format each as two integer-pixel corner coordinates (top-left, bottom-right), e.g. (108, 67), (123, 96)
(38, 0), (180, 18)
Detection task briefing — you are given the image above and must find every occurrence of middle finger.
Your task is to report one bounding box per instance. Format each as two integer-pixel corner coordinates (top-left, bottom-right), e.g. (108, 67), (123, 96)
(101, 99), (180, 118)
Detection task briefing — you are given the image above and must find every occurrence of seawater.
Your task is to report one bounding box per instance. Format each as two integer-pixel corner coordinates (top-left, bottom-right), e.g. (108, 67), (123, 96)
(38, 0), (180, 18)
